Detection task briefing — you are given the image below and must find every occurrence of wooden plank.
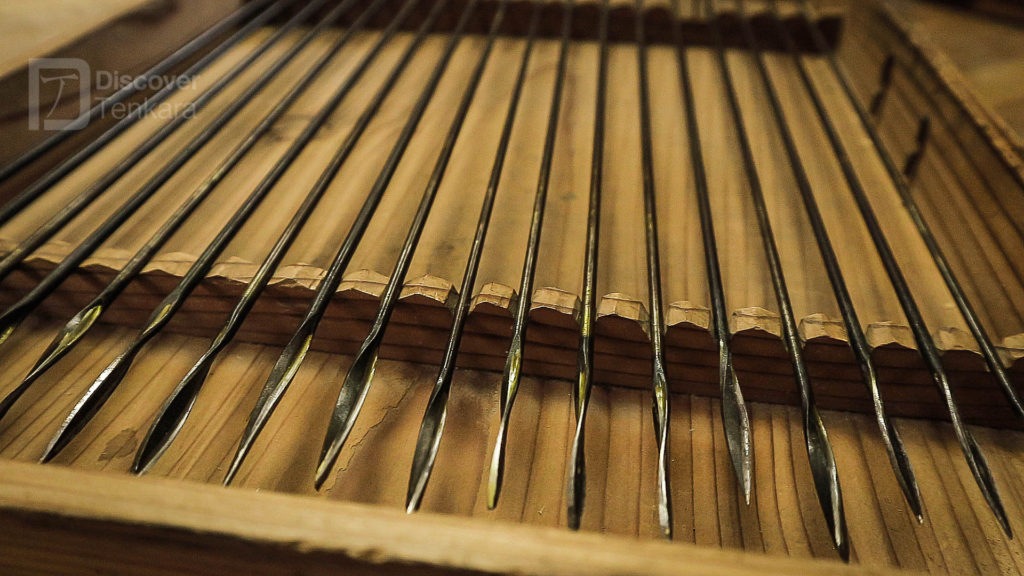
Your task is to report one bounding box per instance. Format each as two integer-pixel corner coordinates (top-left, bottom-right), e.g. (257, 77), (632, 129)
(0, 459), (904, 576)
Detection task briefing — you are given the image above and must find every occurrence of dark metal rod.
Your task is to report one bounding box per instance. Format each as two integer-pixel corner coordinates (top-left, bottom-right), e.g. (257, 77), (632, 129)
(310, 0), (499, 494)
(711, 0), (851, 558)
(729, 0), (922, 538)
(799, 0), (1024, 425)
(487, 0), (572, 510)
(0, 0), (332, 357)
(34, 0), (400, 462)
(565, 0), (608, 532)
(672, 0), (752, 505)
(767, 0), (1011, 537)
(131, 0), (420, 476)
(636, 1), (672, 539)
(868, 55), (895, 117)
(0, 0), (276, 187)
(218, 0), (480, 487)
(0, 0), (297, 228)
(405, 1), (538, 513)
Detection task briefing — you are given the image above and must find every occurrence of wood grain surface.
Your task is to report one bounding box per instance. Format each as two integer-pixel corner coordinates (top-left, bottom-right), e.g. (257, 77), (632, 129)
(0, 7), (1020, 426)
(0, 1), (1023, 574)
(0, 317), (1020, 573)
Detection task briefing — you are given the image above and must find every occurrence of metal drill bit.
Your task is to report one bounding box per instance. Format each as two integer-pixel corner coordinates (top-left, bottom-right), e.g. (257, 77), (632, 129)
(636, 1), (673, 538)
(799, 0), (1024, 425)
(313, 0), (504, 494)
(672, 0), (752, 504)
(405, 2), (537, 513)
(731, 0), (920, 539)
(0, 0), (338, 365)
(487, 0), (572, 511)
(565, 0), (608, 532)
(0, 0), (297, 229)
(0, 0), (275, 187)
(36, 0), (402, 463)
(767, 1), (1010, 537)
(710, 0), (851, 557)
(0, 0), (363, 425)
(131, 0), (419, 475)
(220, 0), (480, 487)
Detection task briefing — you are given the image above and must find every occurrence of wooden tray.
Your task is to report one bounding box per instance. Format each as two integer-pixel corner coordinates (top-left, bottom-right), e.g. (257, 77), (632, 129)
(0, 0), (1023, 574)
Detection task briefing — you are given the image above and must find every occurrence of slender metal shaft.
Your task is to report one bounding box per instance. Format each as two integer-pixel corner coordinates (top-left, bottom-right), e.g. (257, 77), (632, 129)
(566, 0), (608, 532)
(672, 0), (752, 505)
(36, 0), (399, 462)
(487, 0), (572, 510)
(711, 0), (851, 558)
(311, 0), (498, 493)
(220, 0), (480, 487)
(0, 0), (275, 187)
(131, 0), (419, 475)
(767, 1), (1010, 537)
(0, 0), (335, 363)
(798, 0), (1024, 423)
(0, 0), (296, 231)
(732, 0), (921, 532)
(0, 0), (364, 426)
(636, 2), (672, 539)
(733, 1), (922, 524)
(405, 2), (537, 513)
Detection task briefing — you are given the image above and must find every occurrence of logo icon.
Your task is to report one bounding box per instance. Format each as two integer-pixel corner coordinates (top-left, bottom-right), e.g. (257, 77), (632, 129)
(28, 58), (90, 131)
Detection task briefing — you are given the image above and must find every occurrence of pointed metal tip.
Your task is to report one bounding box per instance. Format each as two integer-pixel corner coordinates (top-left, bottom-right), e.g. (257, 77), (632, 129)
(406, 463), (430, 514)
(657, 469), (673, 539)
(133, 357), (215, 477)
(837, 536), (850, 563)
(39, 440), (60, 464)
(487, 406), (513, 510)
(567, 512), (581, 531)
(486, 334), (528, 510)
(914, 513), (924, 524)
(406, 387), (450, 517)
(486, 478), (500, 510)
(720, 360), (753, 502)
(223, 453), (244, 486)
(994, 502), (1013, 539)
(313, 460), (332, 492)
(961, 426), (1013, 538)
(42, 353), (135, 464)
(40, 422), (74, 464)
(652, 367), (673, 539)
(131, 441), (160, 477)
(41, 408), (81, 462)
(486, 455), (503, 510)
(129, 458), (145, 476)
(315, 343), (381, 492)
(566, 421), (586, 531)
(865, 367), (924, 520)
(228, 332), (317, 489)
(803, 406), (848, 563)
(895, 461), (923, 521)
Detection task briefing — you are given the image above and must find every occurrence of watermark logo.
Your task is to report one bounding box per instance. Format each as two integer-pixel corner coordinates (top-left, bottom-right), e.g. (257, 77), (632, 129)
(29, 58), (90, 131)
(28, 58), (197, 132)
